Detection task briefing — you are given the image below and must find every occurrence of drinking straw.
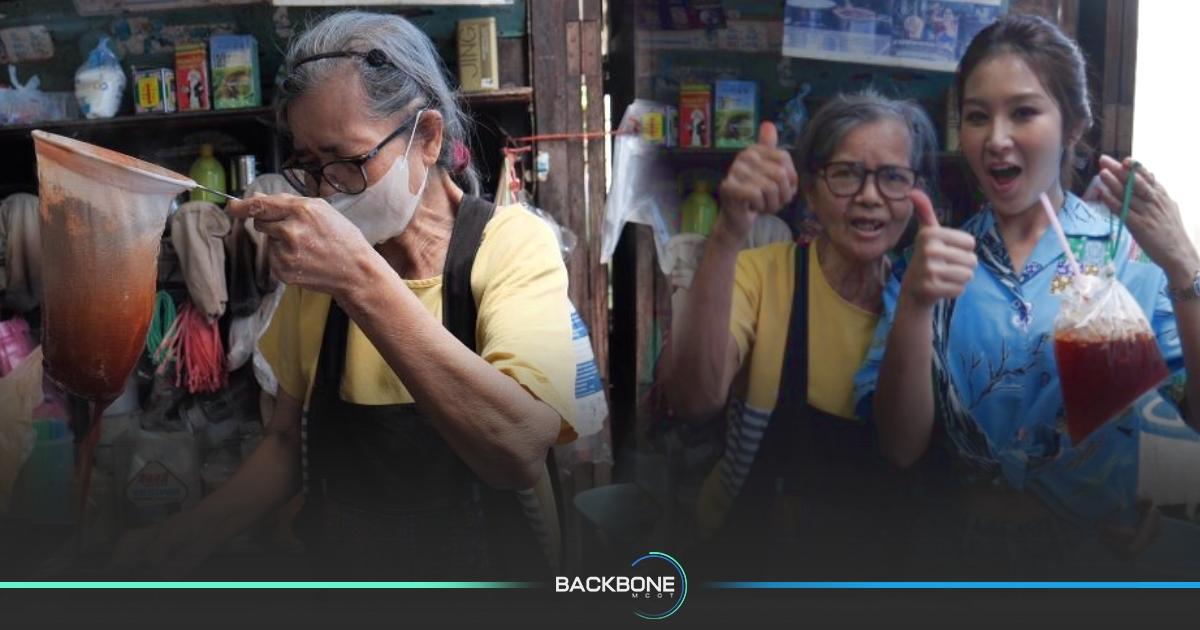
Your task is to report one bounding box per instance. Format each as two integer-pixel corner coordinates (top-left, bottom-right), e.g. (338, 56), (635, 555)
(1109, 162), (1140, 261)
(1040, 192), (1082, 278)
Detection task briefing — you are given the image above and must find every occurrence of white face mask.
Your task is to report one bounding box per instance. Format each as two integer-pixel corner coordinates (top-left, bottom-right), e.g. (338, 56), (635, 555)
(327, 109), (428, 245)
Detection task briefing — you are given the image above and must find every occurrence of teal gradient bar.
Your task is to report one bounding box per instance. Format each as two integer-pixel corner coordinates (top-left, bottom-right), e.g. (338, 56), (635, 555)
(0, 582), (539, 589)
(709, 581), (1200, 589)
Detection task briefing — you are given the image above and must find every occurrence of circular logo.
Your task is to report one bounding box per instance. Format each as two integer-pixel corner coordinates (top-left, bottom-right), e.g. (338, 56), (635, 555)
(630, 552), (688, 620)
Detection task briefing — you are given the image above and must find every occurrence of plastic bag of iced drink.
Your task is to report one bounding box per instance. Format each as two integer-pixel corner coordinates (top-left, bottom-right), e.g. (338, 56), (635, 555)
(1054, 268), (1169, 443)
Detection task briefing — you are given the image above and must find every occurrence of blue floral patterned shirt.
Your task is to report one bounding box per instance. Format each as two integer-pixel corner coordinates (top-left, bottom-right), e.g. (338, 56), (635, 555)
(854, 193), (1195, 525)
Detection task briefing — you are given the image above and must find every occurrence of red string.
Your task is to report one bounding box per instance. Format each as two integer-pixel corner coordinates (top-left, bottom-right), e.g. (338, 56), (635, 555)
(500, 129), (631, 195)
(508, 129), (633, 146)
(155, 302), (226, 394)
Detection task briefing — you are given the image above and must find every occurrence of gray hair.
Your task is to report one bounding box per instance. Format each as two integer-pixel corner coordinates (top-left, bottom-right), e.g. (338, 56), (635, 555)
(278, 11), (480, 196)
(796, 90), (939, 195)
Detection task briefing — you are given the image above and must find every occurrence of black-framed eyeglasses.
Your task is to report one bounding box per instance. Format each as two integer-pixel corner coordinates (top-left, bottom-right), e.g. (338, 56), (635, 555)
(281, 119), (416, 195)
(818, 161), (918, 201)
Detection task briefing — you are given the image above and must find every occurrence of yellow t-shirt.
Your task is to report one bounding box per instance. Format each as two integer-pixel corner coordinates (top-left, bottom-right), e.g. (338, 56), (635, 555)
(728, 241), (879, 417)
(257, 203), (578, 443)
(699, 240), (879, 535)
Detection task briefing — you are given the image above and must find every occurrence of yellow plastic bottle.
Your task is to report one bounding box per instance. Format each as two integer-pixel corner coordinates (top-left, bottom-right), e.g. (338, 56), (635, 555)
(189, 144), (227, 205)
(680, 180), (718, 237)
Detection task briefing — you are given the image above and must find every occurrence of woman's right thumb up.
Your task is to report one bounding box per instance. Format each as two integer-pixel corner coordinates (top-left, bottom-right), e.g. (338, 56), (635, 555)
(757, 121), (778, 148)
(911, 189), (940, 228)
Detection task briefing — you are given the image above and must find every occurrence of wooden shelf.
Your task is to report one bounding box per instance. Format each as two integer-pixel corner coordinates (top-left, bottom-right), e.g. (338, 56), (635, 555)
(657, 145), (794, 165)
(0, 106), (277, 141)
(666, 146), (741, 153)
(462, 86), (533, 107)
(0, 89), (531, 142)
(657, 146), (741, 159)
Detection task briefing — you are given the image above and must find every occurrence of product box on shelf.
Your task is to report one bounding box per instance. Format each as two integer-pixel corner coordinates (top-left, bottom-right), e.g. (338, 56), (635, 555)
(457, 17), (499, 93)
(714, 80), (757, 149)
(210, 35), (261, 110)
(133, 67), (176, 114)
(175, 42), (209, 111)
(679, 83), (712, 149)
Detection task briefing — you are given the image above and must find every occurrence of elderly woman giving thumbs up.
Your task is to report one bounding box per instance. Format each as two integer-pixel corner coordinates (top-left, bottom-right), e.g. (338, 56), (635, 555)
(662, 91), (938, 579)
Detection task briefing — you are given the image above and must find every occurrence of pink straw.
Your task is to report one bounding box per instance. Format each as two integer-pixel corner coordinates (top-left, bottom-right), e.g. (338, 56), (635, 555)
(1040, 192), (1082, 277)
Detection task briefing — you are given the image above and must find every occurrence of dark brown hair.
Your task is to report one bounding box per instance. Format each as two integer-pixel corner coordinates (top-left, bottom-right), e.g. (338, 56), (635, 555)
(956, 14), (1093, 190)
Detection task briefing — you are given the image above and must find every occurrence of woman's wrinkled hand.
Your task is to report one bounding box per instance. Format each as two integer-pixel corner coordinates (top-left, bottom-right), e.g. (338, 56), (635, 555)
(898, 189), (978, 310)
(1096, 155), (1200, 278)
(714, 121), (799, 248)
(227, 192), (376, 298)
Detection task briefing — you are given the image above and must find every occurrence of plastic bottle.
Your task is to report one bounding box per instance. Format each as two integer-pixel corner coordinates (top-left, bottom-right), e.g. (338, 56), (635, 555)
(189, 143), (227, 204)
(680, 179), (718, 237)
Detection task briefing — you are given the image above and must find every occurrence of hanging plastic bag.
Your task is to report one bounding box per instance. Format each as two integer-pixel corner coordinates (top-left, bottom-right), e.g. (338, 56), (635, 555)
(74, 37), (125, 119)
(494, 150), (606, 440)
(1054, 269), (1168, 444)
(0, 65), (61, 125)
(0, 315), (36, 377)
(602, 100), (677, 273)
(0, 346), (43, 514)
(774, 82), (811, 147)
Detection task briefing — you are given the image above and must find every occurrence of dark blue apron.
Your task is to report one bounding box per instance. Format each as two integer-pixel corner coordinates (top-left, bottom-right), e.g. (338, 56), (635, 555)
(711, 245), (911, 579)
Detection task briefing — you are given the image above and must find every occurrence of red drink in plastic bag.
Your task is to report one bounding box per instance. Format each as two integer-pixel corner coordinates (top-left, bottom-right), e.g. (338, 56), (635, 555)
(1053, 269), (1169, 444)
(1055, 329), (1169, 443)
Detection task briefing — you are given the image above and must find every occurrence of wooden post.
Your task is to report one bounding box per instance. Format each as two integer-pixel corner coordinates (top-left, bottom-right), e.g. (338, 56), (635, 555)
(1080, 0), (1138, 161)
(530, 1), (609, 377)
(530, 0), (610, 573)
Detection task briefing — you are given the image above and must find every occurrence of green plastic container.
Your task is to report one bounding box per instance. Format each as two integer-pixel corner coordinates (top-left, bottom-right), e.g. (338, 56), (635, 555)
(189, 143), (227, 205)
(680, 180), (718, 237)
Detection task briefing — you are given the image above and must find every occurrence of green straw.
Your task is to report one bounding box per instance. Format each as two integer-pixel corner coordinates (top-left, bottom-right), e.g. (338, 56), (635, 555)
(1109, 161), (1140, 262)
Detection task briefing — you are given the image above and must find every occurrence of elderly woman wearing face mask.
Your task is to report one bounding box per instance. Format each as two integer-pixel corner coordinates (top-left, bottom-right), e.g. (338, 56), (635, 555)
(113, 11), (577, 580)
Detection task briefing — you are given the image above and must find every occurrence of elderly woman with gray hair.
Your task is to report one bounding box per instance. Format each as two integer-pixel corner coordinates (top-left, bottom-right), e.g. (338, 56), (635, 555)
(664, 91), (937, 578)
(114, 11), (577, 579)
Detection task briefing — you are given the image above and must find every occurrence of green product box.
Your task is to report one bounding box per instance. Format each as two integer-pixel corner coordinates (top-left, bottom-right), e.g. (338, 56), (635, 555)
(210, 34), (260, 110)
(714, 80), (757, 149)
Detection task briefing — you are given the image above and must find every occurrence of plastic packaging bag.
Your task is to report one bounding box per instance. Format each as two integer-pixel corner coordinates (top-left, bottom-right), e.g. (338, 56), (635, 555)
(1054, 269), (1169, 443)
(74, 37), (125, 119)
(0, 315), (35, 377)
(774, 82), (811, 147)
(602, 100), (677, 273)
(523, 202), (577, 261)
(114, 425), (201, 528)
(0, 65), (63, 125)
(0, 346), (42, 514)
(493, 151), (607, 440)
